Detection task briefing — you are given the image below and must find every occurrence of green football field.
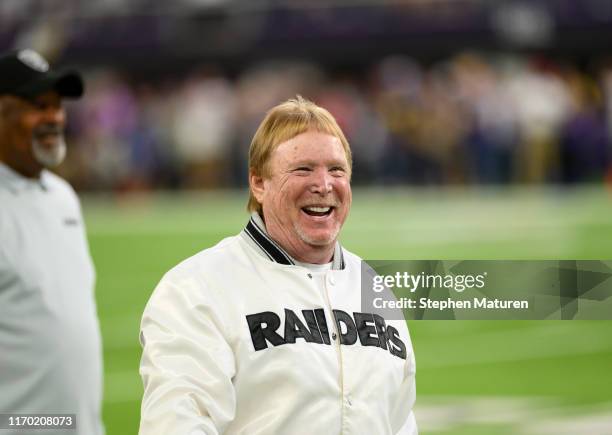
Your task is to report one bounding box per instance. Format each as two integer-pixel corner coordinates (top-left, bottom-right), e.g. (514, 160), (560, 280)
(84, 187), (612, 435)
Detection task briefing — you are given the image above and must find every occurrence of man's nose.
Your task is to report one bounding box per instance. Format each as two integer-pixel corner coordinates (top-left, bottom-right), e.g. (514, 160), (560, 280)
(310, 169), (333, 194)
(42, 106), (66, 125)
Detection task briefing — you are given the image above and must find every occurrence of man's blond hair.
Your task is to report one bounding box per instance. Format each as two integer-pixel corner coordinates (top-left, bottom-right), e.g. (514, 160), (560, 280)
(247, 96), (352, 213)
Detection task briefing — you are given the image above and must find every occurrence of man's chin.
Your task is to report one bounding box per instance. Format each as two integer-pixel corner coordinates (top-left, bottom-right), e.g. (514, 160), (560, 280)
(296, 226), (339, 248)
(32, 138), (67, 168)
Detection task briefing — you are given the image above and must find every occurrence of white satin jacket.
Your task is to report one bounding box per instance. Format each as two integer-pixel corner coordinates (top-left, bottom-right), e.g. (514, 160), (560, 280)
(139, 214), (417, 435)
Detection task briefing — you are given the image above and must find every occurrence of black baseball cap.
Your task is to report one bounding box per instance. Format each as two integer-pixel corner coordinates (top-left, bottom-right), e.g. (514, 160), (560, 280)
(0, 49), (84, 99)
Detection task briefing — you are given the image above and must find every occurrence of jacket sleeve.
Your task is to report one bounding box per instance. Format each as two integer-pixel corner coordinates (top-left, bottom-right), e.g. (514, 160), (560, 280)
(139, 269), (236, 435)
(392, 320), (418, 435)
(396, 411), (418, 435)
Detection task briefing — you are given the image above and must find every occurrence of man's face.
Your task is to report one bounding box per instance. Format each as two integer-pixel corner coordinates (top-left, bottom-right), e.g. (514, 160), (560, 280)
(251, 130), (352, 261)
(0, 91), (66, 177)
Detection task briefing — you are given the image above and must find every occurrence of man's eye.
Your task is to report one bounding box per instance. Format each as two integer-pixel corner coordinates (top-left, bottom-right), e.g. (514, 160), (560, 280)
(330, 167), (346, 174)
(294, 167), (311, 172)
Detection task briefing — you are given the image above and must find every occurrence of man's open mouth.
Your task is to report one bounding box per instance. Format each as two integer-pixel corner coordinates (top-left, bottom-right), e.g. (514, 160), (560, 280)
(35, 134), (61, 144)
(301, 206), (334, 217)
(34, 125), (63, 140)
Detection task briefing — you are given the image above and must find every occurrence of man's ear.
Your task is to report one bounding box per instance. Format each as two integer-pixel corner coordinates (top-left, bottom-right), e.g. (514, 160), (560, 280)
(249, 169), (266, 204)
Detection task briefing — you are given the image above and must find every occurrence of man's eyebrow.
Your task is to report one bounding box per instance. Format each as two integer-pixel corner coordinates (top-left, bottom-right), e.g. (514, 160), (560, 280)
(290, 159), (348, 167)
(289, 160), (316, 167)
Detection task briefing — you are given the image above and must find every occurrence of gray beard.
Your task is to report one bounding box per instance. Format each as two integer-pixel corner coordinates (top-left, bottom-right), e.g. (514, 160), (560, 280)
(294, 221), (340, 247)
(32, 135), (67, 168)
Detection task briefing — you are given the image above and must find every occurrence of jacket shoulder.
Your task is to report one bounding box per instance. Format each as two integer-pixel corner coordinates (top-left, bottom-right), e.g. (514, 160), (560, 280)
(160, 235), (245, 283)
(43, 171), (82, 210)
(44, 170), (78, 195)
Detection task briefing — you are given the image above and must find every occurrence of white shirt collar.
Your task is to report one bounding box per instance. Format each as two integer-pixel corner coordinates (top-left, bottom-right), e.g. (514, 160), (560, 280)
(0, 161), (49, 193)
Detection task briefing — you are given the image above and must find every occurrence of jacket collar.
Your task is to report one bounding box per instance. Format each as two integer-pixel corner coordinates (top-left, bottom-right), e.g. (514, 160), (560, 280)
(241, 212), (346, 270)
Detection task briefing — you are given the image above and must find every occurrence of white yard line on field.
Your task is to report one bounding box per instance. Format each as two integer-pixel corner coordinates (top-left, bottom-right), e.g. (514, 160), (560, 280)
(414, 396), (612, 434)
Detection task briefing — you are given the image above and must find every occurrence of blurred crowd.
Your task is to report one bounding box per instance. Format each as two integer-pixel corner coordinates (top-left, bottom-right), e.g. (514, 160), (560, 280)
(60, 52), (612, 190)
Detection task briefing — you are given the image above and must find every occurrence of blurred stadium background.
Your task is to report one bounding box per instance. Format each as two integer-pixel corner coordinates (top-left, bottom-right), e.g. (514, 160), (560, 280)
(3, 0), (612, 434)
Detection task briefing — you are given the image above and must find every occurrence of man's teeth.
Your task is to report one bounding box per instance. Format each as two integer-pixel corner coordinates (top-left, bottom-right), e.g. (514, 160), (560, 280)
(304, 206), (331, 213)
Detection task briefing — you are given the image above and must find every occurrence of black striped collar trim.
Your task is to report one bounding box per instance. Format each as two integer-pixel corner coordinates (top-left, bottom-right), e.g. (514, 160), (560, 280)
(244, 218), (295, 265)
(242, 213), (346, 270)
(338, 248), (345, 270)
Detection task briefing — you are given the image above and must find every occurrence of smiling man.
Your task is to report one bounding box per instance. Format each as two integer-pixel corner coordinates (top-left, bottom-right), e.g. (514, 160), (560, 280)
(140, 97), (417, 435)
(0, 49), (103, 435)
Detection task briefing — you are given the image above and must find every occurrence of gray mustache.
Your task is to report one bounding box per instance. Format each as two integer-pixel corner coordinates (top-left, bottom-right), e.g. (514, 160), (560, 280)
(33, 124), (64, 136)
